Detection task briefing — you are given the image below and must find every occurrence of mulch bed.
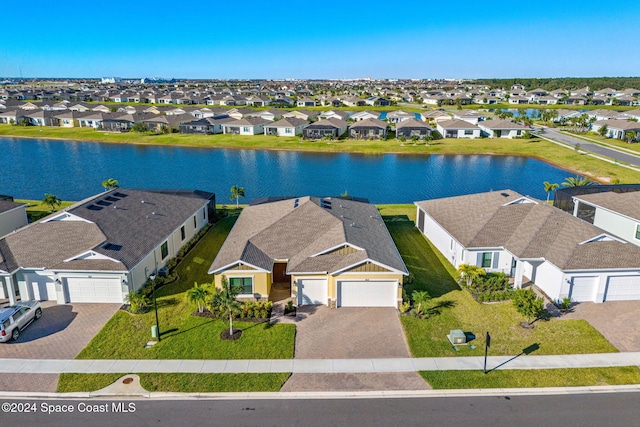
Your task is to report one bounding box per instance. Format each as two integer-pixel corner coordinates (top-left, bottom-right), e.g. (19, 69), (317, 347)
(191, 310), (271, 323)
(220, 328), (243, 340)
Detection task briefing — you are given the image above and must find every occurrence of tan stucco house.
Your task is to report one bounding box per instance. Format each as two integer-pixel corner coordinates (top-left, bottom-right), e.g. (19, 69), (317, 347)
(208, 196), (408, 308)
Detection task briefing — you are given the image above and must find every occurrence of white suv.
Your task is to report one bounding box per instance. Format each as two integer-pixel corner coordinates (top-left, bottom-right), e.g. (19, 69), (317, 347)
(0, 301), (43, 342)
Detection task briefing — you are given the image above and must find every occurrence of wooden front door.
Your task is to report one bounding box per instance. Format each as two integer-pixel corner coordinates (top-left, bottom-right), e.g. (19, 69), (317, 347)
(272, 263), (291, 282)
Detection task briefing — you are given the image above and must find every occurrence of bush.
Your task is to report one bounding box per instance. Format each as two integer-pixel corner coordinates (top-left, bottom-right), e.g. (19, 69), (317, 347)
(125, 291), (150, 314)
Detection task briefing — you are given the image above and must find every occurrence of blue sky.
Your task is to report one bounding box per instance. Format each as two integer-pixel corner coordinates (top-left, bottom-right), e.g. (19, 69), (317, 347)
(1, 0), (639, 79)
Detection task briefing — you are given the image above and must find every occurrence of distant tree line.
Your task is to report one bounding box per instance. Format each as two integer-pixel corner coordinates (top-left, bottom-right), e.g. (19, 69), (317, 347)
(475, 77), (640, 91)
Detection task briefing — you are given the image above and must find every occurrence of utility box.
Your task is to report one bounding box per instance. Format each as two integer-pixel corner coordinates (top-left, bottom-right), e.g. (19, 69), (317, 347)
(448, 329), (467, 345)
(151, 325), (159, 338)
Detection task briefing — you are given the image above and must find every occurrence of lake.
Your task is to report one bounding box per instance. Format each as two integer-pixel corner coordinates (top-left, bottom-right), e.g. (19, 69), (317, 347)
(0, 137), (575, 203)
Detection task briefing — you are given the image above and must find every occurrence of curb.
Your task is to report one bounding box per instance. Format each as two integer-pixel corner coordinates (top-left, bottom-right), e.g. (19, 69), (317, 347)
(1, 384), (640, 400)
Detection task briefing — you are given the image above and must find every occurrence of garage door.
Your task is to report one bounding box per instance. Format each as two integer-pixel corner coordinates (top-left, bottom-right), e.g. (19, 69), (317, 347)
(25, 274), (57, 301)
(297, 278), (327, 306)
(66, 277), (123, 303)
(605, 276), (640, 301)
(338, 280), (397, 307)
(569, 276), (598, 302)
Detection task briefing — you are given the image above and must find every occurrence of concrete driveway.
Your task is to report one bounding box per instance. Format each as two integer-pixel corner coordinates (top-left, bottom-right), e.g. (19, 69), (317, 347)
(280, 306), (429, 391)
(561, 301), (640, 352)
(0, 301), (120, 392)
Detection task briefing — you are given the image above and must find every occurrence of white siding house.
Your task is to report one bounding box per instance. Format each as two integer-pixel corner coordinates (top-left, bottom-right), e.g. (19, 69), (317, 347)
(415, 190), (640, 303)
(0, 200), (28, 238)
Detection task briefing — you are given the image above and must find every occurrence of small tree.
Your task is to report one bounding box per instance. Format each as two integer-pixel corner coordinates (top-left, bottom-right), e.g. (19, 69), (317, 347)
(543, 181), (559, 203)
(411, 290), (431, 316)
(457, 264), (486, 288)
(597, 124), (608, 137)
(42, 193), (62, 212)
(217, 275), (242, 337)
(230, 185), (245, 209)
(186, 282), (211, 313)
(512, 288), (545, 326)
(562, 176), (595, 187)
(102, 178), (119, 191)
(626, 130), (637, 144)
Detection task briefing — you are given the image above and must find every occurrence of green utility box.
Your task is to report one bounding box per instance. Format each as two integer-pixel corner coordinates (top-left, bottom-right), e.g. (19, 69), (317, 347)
(449, 329), (467, 345)
(151, 325), (159, 338)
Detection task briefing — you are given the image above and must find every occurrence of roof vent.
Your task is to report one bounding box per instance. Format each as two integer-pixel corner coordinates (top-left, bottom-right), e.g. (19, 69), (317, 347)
(86, 204), (102, 211)
(501, 192), (510, 197)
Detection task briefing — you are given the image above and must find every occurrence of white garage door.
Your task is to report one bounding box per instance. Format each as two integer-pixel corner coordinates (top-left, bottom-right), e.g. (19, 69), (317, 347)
(569, 276), (598, 302)
(66, 277), (123, 303)
(605, 276), (640, 301)
(297, 278), (327, 306)
(25, 274), (57, 301)
(338, 280), (397, 307)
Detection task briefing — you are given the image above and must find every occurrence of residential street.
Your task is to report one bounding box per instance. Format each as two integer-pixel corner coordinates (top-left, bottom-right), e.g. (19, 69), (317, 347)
(2, 393), (639, 426)
(535, 127), (640, 167)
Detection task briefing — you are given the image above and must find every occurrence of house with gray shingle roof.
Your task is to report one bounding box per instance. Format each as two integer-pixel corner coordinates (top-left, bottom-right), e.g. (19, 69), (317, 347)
(0, 199), (27, 239)
(478, 119), (527, 138)
(415, 190), (640, 303)
(209, 197), (408, 308)
(572, 191), (640, 249)
(0, 189), (214, 305)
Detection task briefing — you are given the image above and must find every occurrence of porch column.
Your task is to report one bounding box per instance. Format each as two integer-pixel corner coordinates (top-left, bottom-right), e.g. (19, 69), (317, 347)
(572, 200), (580, 217)
(7, 275), (17, 305)
(514, 260), (524, 289)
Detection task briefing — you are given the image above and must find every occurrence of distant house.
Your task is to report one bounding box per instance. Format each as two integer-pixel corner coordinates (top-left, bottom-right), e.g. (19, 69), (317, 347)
(421, 110), (450, 123)
(436, 119), (481, 139)
(536, 96), (558, 105)
(341, 96), (366, 107)
(478, 119), (527, 138)
(554, 109), (583, 123)
(365, 96), (391, 106)
(264, 118), (309, 137)
(349, 118), (388, 140)
(102, 113), (135, 132)
(282, 110), (319, 121)
(396, 118), (432, 140)
(302, 118), (348, 139)
(453, 110), (485, 125)
(179, 117), (226, 134)
(253, 108), (284, 121)
(591, 119), (640, 141)
(386, 110), (415, 124)
(296, 96), (317, 107)
(319, 110), (350, 121)
(350, 111), (380, 122)
(221, 117), (271, 135)
(227, 107), (258, 120)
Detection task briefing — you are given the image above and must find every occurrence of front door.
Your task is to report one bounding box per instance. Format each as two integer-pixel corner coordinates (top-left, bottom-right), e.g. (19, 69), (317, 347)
(272, 263), (290, 283)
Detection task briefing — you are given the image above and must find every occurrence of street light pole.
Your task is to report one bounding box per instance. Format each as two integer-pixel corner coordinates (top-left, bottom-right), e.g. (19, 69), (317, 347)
(483, 331), (491, 374)
(153, 283), (160, 342)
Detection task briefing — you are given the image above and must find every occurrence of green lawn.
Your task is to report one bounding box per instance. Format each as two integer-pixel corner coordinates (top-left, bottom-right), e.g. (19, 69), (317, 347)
(56, 373), (290, 393)
(75, 214), (296, 360)
(3, 124), (640, 184)
(381, 206), (618, 357)
(564, 131), (640, 155)
(15, 199), (75, 222)
(420, 367), (640, 389)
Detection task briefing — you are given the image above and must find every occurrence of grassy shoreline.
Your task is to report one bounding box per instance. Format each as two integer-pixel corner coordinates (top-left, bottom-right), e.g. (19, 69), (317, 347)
(3, 125), (640, 183)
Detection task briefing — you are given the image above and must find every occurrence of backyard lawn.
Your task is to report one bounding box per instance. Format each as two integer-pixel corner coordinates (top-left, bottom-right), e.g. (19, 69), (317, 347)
(75, 213), (296, 361)
(380, 206), (619, 358)
(15, 199), (75, 222)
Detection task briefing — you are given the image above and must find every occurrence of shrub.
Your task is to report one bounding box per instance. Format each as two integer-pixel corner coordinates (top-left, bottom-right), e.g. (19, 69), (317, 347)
(125, 291), (150, 314)
(512, 288), (545, 325)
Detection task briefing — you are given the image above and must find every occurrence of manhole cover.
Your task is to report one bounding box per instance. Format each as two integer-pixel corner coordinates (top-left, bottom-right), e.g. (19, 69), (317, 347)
(122, 377), (134, 385)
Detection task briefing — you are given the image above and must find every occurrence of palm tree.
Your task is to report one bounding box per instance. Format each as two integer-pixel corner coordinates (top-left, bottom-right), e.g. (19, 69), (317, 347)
(230, 185), (245, 209)
(185, 282), (211, 313)
(102, 178), (119, 191)
(562, 176), (595, 187)
(456, 264), (485, 288)
(411, 291), (431, 315)
(42, 193), (62, 212)
(543, 181), (559, 203)
(217, 275), (242, 337)
(625, 131), (637, 144)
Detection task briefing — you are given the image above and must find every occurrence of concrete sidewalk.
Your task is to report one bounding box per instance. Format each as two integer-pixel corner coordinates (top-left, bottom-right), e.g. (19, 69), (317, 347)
(2, 352), (640, 375)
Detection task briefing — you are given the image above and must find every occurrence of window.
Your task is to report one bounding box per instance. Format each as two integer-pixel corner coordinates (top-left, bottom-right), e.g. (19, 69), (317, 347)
(242, 126), (250, 132)
(193, 215), (197, 229)
(481, 252), (492, 268)
(636, 224), (640, 240)
(464, 129), (473, 135)
(230, 277), (253, 294)
(181, 226), (186, 241)
(203, 207), (206, 219)
(285, 128), (292, 134)
(161, 241), (169, 260)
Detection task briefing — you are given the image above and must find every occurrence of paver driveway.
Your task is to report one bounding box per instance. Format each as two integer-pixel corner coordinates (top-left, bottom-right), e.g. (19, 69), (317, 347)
(561, 301), (640, 352)
(281, 306), (429, 391)
(0, 301), (120, 392)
